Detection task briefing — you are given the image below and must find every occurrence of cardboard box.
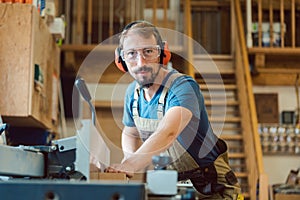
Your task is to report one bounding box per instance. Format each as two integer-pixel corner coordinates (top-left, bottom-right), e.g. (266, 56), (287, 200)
(0, 4), (60, 130)
(90, 172), (128, 182)
(89, 172), (146, 183)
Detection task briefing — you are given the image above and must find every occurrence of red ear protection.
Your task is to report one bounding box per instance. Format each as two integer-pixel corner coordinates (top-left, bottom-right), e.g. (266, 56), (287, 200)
(115, 47), (128, 72)
(114, 41), (171, 72)
(162, 41), (171, 66)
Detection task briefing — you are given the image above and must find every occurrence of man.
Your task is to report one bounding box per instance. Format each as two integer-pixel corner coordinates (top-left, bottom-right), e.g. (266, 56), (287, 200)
(106, 21), (241, 199)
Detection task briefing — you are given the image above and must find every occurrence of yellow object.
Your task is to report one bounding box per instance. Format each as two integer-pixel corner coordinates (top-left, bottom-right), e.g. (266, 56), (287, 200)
(237, 194), (244, 200)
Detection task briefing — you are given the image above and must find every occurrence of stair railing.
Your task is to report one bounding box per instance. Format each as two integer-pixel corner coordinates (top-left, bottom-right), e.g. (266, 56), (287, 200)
(249, 0), (299, 50)
(233, 0), (269, 199)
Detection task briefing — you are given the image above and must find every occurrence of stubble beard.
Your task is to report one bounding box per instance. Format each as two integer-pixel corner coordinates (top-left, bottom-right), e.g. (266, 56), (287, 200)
(135, 66), (159, 88)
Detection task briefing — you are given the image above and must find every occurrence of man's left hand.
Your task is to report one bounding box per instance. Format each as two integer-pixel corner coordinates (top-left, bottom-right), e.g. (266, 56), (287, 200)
(104, 163), (134, 178)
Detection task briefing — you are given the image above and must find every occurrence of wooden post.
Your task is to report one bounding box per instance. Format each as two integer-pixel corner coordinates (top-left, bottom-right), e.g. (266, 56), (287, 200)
(258, 0), (262, 47)
(98, 0), (103, 42)
(75, 0), (84, 44)
(131, 0), (135, 21)
(152, 0), (157, 26)
(269, 0), (273, 47)
(246, 0), (253, 47)
(183, 0), (194, 77)
(65, 0), (71, 44)
(87, 0), (92, 44)
(163, 0), (168, 27)
(280, 0), (285, 47)
(291, 0), (296, 47)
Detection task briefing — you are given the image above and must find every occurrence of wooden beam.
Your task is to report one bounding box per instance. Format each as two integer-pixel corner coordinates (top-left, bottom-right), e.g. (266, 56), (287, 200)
(61, 44), (117, 52)
(248, 47), (300, 55)
(252, 70), (300, 86)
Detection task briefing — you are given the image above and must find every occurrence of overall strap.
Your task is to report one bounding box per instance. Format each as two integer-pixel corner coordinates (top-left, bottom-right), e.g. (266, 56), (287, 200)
(157, 73), (184, 119)
(132, 84), (140, 117)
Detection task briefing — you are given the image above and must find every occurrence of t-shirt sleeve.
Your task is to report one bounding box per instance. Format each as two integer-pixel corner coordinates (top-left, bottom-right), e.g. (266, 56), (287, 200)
(166, 76), (203, 118)
(122, 83), (136, 127)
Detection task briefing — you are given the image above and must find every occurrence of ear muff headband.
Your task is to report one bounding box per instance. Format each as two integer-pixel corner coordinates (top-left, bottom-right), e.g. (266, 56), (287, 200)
(115, 21), (171, 72)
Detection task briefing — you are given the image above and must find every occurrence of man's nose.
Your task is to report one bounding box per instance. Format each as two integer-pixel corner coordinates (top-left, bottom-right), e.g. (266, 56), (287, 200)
(136, 52), (147, 66)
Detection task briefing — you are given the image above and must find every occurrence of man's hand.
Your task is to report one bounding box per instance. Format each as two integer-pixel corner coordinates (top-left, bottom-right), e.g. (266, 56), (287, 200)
(104, 163), (134, 178)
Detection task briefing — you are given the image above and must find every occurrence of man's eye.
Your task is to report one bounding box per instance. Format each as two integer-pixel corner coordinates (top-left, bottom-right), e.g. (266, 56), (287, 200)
(144, 48), (154, 55)
(126, 51), (137, 57)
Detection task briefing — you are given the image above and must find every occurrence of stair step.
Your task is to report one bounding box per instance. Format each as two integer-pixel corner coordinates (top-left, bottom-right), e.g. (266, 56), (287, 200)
(211, 125), (242, 134)
(205, 100), (239, 106)
(235, 172), (248, 178)
(203, 92), (236, 99)
(228, 153), (246, 159)
(209, 117), (241, 123)
(193, 54), (234, 75)
(242, 192), (250, 199)
(220, 134), (243, 140)
(199, 84), (237, 90)
(229, 163), (247, 169)
(196, 74), (236, 83)
(207, 109), (240, 116)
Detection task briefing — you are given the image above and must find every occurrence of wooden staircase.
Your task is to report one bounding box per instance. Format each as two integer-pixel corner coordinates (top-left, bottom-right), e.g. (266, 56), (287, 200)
(182, 1), (270, 199)
(194, 54), (250, 198)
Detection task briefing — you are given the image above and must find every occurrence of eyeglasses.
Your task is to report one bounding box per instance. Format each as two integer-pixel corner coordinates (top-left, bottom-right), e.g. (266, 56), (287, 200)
(121, 45), (161, 63)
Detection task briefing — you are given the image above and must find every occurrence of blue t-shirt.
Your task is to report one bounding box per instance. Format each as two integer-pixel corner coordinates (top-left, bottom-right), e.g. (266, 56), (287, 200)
(122, 70), (222, 166)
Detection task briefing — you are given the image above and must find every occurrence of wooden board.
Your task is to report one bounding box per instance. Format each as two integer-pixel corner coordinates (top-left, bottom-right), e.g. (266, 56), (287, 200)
(0, 4), (60, 130)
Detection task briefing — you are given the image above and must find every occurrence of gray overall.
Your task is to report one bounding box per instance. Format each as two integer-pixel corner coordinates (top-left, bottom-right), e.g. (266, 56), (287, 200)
(132, 73), (241, 199)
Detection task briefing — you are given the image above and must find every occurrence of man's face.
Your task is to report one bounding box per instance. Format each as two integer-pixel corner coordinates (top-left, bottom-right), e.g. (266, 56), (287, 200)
(122, 32), (160, 88)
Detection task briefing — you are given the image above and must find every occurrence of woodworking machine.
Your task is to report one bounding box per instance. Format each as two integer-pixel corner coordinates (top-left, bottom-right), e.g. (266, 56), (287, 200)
(0, 78), (196, 199)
